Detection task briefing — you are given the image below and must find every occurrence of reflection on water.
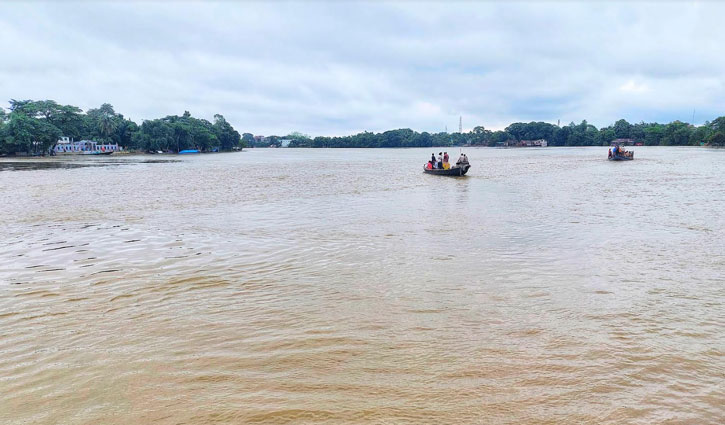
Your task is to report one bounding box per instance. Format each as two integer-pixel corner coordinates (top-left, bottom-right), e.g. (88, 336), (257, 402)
(0, 148), (723, 424)
(0, 161), (105, 171)
(0, 157), (179, 172)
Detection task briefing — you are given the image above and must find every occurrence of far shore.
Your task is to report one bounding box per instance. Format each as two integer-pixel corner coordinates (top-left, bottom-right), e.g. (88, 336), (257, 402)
(2, 144), (723, 161)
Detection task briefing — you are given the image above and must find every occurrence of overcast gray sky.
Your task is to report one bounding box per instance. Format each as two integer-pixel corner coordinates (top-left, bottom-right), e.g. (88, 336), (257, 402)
(1, 1), (723, 135)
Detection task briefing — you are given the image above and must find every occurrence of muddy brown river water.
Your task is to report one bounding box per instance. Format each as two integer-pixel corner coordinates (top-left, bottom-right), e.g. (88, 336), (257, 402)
(1, 147), (723, 424)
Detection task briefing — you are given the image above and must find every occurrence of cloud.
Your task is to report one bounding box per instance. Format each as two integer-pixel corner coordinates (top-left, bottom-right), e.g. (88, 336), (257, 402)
(1, 1), (724, 135)
(619, 81), (649, 94)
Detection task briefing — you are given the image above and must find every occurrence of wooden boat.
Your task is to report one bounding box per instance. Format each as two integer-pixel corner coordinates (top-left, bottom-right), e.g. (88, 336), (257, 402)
(608, 145), (633, 161)
(608, 154), (633, 161)
(423, 162), (471, 176)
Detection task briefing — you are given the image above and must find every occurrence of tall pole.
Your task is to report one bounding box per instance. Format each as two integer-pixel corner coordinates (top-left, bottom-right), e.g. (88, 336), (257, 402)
(459, 116), (462, 133)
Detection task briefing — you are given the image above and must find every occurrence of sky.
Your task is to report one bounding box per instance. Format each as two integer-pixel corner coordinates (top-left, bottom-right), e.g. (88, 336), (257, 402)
(1, 1), (724, 136)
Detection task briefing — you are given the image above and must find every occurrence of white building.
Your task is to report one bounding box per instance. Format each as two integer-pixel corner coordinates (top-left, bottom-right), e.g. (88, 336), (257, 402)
(54, 138), (121, 154)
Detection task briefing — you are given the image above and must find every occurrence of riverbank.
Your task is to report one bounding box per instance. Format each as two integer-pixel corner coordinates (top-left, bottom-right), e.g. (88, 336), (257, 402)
(0, 149), (245, 158)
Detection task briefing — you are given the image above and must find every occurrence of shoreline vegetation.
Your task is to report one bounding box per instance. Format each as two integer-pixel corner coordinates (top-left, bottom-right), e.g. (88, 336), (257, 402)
(1, 99), (724, 156)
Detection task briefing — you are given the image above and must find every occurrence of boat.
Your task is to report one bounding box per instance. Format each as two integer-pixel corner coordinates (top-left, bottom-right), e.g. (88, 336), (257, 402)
(423, 162), (471, 176)
(178, 149), (200, 154)
(608, 145), (634, 161)
(609, 153), (633, 161)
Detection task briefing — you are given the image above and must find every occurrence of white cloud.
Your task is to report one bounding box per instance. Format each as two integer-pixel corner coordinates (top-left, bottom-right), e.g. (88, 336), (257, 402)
(619, 80), (649, 94)
(1, 1), (724, 134)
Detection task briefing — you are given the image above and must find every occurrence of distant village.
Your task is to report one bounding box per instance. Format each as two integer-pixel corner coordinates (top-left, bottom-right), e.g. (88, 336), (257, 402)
(252, 135), (294, 148)
(493, 138), (642, 148)
(252, 135), (552, 148)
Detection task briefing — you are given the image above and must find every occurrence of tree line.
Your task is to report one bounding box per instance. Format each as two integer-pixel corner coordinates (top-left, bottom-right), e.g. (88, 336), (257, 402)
(2, 99), (723, 155)
(256, 117), (725, 149)
(0, 99), (244, 155)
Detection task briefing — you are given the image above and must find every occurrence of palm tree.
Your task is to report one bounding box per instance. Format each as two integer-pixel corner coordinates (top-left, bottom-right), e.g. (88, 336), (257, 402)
(98, 114), (117, 141)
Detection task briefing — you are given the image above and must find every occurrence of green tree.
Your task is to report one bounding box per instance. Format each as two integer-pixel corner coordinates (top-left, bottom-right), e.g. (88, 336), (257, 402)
(563, 120), (598, 146)
(2, 113), (61, 155)
(613, 119), (632, 139)
(505, 122), (526, 141)
(5, 100), (83, 147)
(133, 119), (175, 152)
(116, 119), (139, 148)
(241, 133), (254, 148)
(689, 125), (711, 146)
(643, 124), (665, 146)
(285, 131), (312, 148)
(597, 127), (616, 145)
(0, 108), (6, 152)
(213, 114), (241, 151)
(707, 132), (725, 147)
(490, 130), (511, 146)
(631, 122), (646, 143)
(471, 125), (491, 145)
(2, 100), (67, 155)
(661, 121), (691, 146)
(85, 103), (119, 143)
(706, 116), (725, 134)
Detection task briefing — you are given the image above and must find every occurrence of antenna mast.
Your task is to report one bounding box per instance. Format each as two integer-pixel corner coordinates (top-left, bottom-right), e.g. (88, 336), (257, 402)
(459, 116), (462, 133)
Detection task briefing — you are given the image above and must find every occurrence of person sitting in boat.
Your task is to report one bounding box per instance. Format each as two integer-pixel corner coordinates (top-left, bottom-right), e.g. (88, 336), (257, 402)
(426, 160), (433, 170)
(456, 153), (469, 165)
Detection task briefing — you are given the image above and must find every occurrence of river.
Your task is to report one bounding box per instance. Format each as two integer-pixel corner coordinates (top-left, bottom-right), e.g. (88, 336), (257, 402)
(1, 147), (723, 424)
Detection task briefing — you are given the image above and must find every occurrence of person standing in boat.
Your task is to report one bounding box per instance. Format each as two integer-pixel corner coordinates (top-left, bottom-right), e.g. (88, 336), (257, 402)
(438, 152), (443, 169)
(431, 153), (437, 169)
(443, 152), (449, 165)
